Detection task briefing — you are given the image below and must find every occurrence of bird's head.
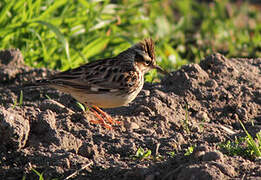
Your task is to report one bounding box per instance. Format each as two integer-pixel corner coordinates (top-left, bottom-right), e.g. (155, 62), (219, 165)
(131, 38), (167, 75)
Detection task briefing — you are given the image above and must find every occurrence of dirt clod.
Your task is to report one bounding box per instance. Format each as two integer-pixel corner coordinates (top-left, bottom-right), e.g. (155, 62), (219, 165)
(0, 107), (30, 149)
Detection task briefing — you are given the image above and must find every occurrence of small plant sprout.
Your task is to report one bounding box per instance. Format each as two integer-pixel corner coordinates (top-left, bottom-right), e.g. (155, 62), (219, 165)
(12, 90), (23, 108)
(19, 90), (23, 107)
(250, 119), (255, 126)
(219, 137), (248, 157)
(31, 168), (44, 180)
(184, 146), (195, 156)
(12, 100), (17, 108)
(76, 102), (86, 111)
(45, 94), (51, 100)
(131, 147), (152, 161)
(167, 151), (175, 157)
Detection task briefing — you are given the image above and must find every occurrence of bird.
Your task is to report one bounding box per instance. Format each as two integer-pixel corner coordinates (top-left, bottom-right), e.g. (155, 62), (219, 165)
(33, 38), (168, 129)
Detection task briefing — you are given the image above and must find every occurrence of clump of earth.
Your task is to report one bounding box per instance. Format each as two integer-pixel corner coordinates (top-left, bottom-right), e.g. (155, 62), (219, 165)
(0, 49), (260, 180)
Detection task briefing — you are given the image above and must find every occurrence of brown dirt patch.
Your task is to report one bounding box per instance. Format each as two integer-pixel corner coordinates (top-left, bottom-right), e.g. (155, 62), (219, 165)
(0, 49), (261, 179)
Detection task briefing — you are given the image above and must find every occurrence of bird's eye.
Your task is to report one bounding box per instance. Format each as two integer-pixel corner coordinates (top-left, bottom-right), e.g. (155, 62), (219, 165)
(144, 60), (151, 66)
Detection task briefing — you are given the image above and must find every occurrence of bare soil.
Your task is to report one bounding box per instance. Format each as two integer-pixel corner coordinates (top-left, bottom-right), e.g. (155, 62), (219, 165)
(0, 49), (261, 180)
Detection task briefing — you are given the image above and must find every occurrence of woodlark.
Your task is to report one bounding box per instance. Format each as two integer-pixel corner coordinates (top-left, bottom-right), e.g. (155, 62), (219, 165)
(35, 38), (167, 129)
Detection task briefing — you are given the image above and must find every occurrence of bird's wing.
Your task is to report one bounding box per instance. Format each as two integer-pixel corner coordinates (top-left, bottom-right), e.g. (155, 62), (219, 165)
(47, 58), (140, 94)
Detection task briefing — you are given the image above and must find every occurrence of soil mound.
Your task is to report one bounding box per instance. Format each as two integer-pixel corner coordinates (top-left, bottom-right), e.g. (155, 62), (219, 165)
(0, 49), (260, 179)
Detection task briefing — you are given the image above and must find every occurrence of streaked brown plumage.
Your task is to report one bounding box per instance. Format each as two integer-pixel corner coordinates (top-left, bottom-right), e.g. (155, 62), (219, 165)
(35, 38), (167, 129)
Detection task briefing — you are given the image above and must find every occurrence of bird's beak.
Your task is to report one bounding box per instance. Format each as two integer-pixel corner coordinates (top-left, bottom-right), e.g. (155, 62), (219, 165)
(152, 64), (169, 75)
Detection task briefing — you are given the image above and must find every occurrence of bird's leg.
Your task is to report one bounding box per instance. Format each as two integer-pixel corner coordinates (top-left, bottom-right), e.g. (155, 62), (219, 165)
(89, 107), (112, 130)
(92, 105), (121, 125)
(83, 103), (112, 129)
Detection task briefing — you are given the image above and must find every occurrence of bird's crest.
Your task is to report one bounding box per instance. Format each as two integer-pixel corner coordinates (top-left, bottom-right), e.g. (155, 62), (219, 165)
(137, 38), (155, 60)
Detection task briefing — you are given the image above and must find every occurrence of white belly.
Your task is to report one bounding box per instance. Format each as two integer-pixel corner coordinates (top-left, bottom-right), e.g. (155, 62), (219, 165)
(74, 89), (142, 108)
(51, 83), (143, 108)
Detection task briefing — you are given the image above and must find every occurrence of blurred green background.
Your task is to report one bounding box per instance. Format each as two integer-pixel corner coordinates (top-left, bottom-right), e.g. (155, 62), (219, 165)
(0, 0), (260, 81)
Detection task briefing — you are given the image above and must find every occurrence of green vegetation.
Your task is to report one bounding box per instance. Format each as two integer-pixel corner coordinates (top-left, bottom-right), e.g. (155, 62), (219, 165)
(22, 168), (59, 180)
(31, 168), (45, 180)
(239, 120), (261, 158)
(0, 0), (260, 81)
(23, 168), (45, 180)
(219, 121), (261, 159)
(131, 146), (164, 161)
(131, 147), (152, 160)
(76, 101), (86, 111)
(166, 151), (175, 157)
(45, 94), (51, 100)
(184, 145), (195, 156)
(19, 90), (23, 107)
(12, 90), (23, 108)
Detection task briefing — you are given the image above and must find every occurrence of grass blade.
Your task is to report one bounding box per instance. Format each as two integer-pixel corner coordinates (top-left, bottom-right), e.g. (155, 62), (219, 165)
(239, 120), (261, 157)
(34, 20), (71, 65)
(0, 1), (15, 23)
(82, 37), (110, 60)
(19, 90), (23, 107)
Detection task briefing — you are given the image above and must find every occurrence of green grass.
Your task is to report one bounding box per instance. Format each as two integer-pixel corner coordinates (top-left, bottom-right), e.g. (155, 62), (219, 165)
(0, 0), (260, 81)
(239, 120), (261, 158)
(219, 121), (261, 160)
